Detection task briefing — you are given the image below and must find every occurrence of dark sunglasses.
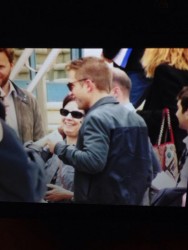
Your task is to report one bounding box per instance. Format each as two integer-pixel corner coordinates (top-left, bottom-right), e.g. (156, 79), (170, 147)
(60, 108), (84, 119)
(67, 78), (87, 91)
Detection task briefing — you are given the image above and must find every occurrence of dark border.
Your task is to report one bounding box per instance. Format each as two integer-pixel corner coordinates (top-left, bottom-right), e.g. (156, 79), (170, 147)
(1, 5), (188, 247)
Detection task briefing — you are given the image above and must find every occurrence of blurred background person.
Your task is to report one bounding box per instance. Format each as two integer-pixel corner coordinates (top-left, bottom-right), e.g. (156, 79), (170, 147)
(138, 48), (188, 160)
(111, 67), (135, 111)
(111, 66), (161, 205)
(0, 48), (45, 143)
(102, 48), (152, 108)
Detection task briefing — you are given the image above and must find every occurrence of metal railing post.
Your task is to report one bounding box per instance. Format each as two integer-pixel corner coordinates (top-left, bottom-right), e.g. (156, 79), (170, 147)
(27, 48), (63, 93)
(71, 49), (82, 60)
(28, 50), (37, 80)
(10, 49), (34, 81)
(37, 75), (48, 134)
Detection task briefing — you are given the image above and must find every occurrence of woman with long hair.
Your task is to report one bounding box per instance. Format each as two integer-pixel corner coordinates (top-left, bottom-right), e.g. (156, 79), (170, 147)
(138, 48), (188, 159)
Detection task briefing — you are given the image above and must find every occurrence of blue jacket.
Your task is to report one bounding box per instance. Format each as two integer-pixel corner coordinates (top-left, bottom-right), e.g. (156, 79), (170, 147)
(0, 118), (46, 202)
(55, 96), (153, 205)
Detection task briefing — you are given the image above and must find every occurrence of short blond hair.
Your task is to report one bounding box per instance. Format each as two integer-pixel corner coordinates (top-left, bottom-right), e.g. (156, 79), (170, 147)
(65, 56), (112, 93)
(112, 67), (132, 94)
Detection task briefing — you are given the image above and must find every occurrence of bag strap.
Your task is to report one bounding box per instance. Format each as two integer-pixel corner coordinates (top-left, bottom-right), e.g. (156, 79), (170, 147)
(164, 108), (175, 143)
(157, 110), (166, 145)
(157, 108), (175, 145)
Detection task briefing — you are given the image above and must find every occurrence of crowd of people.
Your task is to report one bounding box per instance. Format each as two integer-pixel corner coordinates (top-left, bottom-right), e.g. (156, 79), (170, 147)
(1, 48), (188, 206)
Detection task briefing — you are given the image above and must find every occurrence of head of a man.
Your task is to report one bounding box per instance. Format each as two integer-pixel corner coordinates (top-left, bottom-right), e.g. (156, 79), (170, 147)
(65, 56), (112, 110)
(176, 86), (188, 131)
(0, 48), (14, 89)
(110, 67), (131, 104)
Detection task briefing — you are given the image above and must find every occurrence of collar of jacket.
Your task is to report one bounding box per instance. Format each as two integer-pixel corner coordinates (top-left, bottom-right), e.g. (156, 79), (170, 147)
(86, 96), (119, 114)
(10, 80), (29, 104)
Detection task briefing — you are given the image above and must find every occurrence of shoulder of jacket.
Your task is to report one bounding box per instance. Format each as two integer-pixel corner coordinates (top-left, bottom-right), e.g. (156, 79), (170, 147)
(12, 81), (36, 102)
(20, 88), (35, 99)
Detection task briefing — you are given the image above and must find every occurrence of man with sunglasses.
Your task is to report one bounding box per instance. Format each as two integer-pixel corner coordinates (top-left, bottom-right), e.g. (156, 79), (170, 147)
(47, 56), (153, 205)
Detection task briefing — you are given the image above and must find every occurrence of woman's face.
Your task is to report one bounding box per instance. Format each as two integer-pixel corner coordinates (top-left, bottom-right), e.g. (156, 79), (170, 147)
(61, 100), (84, 138)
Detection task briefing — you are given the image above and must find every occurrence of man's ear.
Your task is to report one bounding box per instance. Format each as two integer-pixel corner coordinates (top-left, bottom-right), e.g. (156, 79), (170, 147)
(85, 79), (95, 92)
(113, 86), (120, 97)
(110, 86), (119, 99)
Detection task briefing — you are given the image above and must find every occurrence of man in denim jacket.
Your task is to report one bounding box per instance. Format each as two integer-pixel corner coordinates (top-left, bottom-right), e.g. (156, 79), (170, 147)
(47, 56), (153, 205)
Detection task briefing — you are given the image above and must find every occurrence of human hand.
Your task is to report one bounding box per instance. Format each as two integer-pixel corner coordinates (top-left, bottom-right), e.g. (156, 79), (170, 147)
(44, 184), (74, 202)
(35, 129), (63, 148)
(46, 139), (56, 154)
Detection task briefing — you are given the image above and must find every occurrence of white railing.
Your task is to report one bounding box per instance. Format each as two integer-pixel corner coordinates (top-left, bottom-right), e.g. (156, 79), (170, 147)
(11, 48), (67, 133)
(27, 49), (63, 92)
(10, 49), (34, 81)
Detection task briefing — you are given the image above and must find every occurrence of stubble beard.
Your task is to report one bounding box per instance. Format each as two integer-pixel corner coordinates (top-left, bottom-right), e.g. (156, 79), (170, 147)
(0, 74), (10, 90)
(77, 100), (90, 112)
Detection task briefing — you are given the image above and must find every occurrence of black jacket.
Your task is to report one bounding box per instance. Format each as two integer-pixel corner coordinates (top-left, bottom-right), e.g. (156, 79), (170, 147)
(0, 118), (46, 202)
(102, 48), (145, 72)
(138, 63), (188, 159)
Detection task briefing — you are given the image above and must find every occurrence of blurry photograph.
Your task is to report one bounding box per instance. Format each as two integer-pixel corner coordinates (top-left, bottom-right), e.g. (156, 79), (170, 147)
(1, 48), (188, 207)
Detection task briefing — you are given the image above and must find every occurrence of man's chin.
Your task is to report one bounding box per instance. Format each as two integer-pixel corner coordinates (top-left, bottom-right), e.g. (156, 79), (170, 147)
(0, 80), (9, 88)
(76, 101), (83, 109)
(77, 101), (88, 111)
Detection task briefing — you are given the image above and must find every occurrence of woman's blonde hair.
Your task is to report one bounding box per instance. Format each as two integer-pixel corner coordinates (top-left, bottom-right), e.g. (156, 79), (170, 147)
(141, 48), (188, 78)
